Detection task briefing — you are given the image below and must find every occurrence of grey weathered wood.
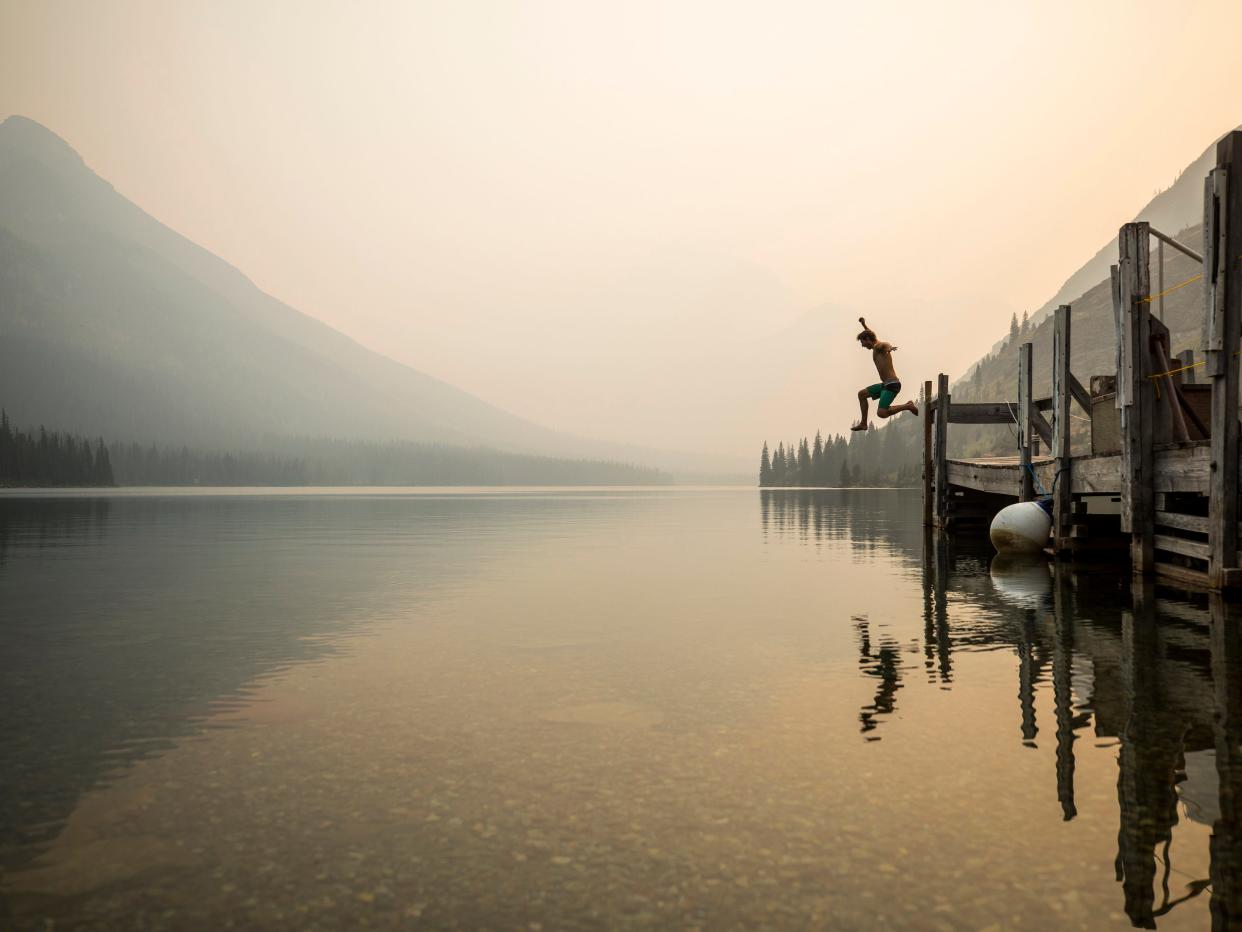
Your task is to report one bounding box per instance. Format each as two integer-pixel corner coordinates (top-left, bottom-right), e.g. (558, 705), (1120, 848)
(1018, 343), (1034, 501)
(946, 402), (1016, 424)
(1148, 225), (1204, 264)
(1069, 374), (1092, 415)
(1150, 318), (1190, 442)
(1154, 511), (1209, 533)
(1119, 222), (1154, 573)
(1153, 534), (1210, 560)
(1176, 348), (1197, 385)
(1204, 173), (1218, 361)
(1111, 265), (1125, 410)
(1208, 133), (1242, 589)
(1029, 410), (1053, 448)
(1158, 237), (1165, 323)
(922, 380), (933, 527)
(934, 373), (950, 527)
(1052, 305), (1073, 549)
(946, 444), (1206, 498)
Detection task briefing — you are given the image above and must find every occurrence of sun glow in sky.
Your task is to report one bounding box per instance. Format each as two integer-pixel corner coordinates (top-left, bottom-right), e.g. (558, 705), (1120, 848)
(3, 0), (1241, 458)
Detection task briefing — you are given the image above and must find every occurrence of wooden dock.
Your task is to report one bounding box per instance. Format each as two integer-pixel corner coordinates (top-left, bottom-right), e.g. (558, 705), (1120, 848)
(925, 131), (1242, 593)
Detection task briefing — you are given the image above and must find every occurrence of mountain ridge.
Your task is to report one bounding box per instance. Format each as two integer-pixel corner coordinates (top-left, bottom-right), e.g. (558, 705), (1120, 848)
(0, 115), (743, 477)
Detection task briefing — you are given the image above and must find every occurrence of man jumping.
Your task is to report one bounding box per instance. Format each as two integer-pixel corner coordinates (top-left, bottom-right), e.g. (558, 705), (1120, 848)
(853, 316), (918, 431)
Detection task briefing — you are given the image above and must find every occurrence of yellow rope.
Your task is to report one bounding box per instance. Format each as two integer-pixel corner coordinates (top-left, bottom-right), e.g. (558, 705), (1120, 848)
(1148, 360), (1206, 380)
(1140, 273), (1202, 303)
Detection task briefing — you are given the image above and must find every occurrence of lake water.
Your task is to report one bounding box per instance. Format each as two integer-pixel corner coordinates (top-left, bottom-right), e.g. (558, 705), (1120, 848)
(2, 488), (1240, 930)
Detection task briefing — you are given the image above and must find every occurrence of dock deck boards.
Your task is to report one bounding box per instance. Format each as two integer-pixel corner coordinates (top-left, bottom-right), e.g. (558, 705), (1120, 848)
(946, 442), (1212, 498)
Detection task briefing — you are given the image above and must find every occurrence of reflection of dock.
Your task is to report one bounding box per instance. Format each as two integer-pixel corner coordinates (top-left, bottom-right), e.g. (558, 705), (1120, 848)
(923, 131), (1242, 592)
(923, 533), (1242, 929)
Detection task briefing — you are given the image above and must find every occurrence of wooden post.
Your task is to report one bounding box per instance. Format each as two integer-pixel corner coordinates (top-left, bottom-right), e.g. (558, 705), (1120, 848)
(1052, 305), (1073, 548)
(922, 379), (933, 526)
(934, 373), (950, 527)
(1119, 222), (1154, 574)
(1206, 132), (1242, 590)
(1018, 342), (1034, 501)
(1177, 348), (1197, 384)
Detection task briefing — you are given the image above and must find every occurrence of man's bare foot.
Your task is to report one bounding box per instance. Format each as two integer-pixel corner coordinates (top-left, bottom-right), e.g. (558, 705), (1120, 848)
(850, 421), (869, 431)
(908, 403), (919, 416)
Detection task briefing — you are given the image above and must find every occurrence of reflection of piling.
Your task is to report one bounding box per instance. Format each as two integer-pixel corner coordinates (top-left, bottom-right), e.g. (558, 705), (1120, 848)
(1017, 623), (1039, 745)
(920, 527), (953, 683)
(1052, 563), (1077, 820)
(1115, 585), (1184, 929)
(1210, 596), (1242, 929)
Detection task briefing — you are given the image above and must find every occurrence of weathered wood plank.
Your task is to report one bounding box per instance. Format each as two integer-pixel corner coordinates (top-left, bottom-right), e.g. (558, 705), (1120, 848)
(1030, 410), (1053, 448)
(1154, 511), (1209, 533)
(922, 380), (933, 527)
(1111, 264), (1126, 409)
(1052, 305), (1074, 549)
(1149, 225), (1204, 264)
(1208, 134), (1242, 589)
(1119, 222), (1154, 572)
(946, 402), (1015, 425)
(934, 373), (950, 526)
(1069, 374), (1092, 415)
(1154, 534), (1210, 560)
(1018, 343), (1034, 501)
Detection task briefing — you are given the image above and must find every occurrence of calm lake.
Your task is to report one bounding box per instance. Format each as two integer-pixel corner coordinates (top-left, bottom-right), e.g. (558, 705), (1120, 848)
(2, 488), (1240, 930)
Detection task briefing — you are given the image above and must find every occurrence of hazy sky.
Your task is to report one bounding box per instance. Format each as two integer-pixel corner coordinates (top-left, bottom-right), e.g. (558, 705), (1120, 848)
(3, 0), (1242, 458)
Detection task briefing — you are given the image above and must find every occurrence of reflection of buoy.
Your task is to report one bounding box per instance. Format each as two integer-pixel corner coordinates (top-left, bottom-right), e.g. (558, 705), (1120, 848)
(989, 553), (1052, 608)
(989, 500), (1052, 554)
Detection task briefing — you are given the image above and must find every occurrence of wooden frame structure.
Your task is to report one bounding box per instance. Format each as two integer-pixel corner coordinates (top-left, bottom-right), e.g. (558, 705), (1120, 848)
(923, 130), (1242, 593)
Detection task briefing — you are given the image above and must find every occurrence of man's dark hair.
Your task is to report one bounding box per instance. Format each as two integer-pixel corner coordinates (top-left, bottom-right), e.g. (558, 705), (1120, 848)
(857, 328), (876, 343)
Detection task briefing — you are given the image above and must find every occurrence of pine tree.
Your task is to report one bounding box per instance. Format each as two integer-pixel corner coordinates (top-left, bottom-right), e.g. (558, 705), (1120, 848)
(797, 437), (811, 486)
(759, 442), (772, 487)
(1020, 309), (1030, 337)
(772, 443), (787, 486)
(810, 432), (824, 487)
(1009, 312), (1020, 345)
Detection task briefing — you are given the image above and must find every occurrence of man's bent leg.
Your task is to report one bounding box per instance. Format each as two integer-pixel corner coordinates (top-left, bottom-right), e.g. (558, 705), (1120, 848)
(854, 388), (871, 430)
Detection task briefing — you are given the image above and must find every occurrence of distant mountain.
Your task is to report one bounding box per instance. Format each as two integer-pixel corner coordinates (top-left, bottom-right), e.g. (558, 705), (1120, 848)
(0, 116), (730, 477)
(993, 134), (1227, 352)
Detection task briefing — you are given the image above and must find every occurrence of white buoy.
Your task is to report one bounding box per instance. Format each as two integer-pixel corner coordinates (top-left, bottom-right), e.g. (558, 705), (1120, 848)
(989, 500), (1052, 554)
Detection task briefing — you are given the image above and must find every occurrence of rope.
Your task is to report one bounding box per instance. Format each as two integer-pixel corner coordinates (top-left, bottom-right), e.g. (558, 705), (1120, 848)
(1140, 273), (1202, 304)
(1148, 360), (1206, 380)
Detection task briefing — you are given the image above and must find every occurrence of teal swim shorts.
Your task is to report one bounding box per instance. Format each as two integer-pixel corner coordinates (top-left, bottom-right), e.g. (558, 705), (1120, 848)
(866, 380), (902, 408)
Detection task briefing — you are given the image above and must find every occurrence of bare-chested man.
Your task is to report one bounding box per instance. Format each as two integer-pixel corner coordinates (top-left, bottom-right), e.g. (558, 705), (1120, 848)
(853, 316), (918, 431)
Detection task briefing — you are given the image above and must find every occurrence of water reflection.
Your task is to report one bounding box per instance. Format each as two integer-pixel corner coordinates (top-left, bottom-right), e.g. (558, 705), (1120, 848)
(4, 489), (1242, 929)
(0, 491), (652, 877)
(766, 489), (1242, 929)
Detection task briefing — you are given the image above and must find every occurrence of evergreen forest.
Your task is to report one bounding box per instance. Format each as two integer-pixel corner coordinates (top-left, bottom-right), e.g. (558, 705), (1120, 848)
(0, 411), (114, 486)
(757, 425), (922, 488)
(0, 410), (670, 487)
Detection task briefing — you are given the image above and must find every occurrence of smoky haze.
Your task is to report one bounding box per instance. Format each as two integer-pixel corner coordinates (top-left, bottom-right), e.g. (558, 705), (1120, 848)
(3, 0), (1242, 460)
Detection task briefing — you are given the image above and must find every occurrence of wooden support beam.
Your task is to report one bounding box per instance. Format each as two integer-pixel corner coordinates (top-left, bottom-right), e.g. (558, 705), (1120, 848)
(1068, 374), (1092, 415)
(1148, 225), (1204, 264)
(1206, 133), (1242, 589)
(1119, 222), (1154, 573)
(922, 379), (933, 527)
(1029, 410), (1053, 448)
(946, 402), (1017, 425)
(1052, 305), (1074, 549)
(1018, 343), (1034, 501)
(934, 373), (950, 527)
